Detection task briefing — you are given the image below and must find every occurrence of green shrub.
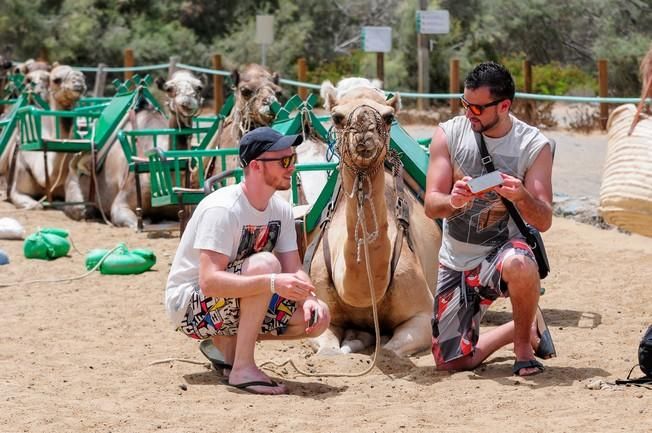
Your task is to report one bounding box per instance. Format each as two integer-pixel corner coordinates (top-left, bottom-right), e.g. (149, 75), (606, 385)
(502, 56), (598, 95)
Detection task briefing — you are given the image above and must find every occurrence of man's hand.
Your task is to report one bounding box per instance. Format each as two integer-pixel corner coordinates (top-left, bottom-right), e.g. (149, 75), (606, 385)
(495, 172), (529, 203)
(302, 297), (330, 334)
(450, 176), (475, 209)
(272, 272), (315, 301)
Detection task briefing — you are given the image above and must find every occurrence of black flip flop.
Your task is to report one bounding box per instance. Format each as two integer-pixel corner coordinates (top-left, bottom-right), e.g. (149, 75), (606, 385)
(199, 339), (232, 372)
(228, 379), (284, 395)
(512, 359), (545, 376)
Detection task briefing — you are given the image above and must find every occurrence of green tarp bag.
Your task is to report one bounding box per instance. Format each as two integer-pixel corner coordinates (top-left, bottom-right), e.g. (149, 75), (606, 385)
(23, 228), (71, 260)
(85, 243), (156, 275)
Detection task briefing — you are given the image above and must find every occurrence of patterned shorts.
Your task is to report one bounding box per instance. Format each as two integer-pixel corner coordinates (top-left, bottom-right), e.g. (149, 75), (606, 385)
(177, 258), (297, 340)
(431, 239), (536, 364)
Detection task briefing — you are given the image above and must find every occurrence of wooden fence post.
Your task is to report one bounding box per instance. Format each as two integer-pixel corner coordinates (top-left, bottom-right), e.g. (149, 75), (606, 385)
(376, 52), (384, 85)
(124, 48), (134, 81)
(212, 54), (224, 115)
(93, 63), (107, 97)
(449, 58), (459, 114)
(523, 60), (533, 123)
(297, 58), (307, 100)
(598, 59), (609, 130)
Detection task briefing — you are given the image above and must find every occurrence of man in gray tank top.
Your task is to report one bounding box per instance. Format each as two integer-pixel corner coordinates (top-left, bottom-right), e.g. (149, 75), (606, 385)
(424, 62), (555, 377)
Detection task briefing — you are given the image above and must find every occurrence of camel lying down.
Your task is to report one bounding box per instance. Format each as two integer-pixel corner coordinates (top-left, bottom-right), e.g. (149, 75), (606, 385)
(307, 78), (441, 357)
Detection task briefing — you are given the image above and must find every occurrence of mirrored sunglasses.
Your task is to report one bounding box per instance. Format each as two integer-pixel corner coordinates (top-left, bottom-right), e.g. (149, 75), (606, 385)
(255, 153), (297, 169)
(460, 96), (505, 116)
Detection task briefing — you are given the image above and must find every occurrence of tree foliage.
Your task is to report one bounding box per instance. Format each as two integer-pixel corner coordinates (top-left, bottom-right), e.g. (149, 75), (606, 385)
(0, 0), (650, 96)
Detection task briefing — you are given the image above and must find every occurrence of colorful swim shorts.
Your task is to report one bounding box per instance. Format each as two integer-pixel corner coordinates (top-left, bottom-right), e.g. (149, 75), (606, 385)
(431, 239), (536, 364)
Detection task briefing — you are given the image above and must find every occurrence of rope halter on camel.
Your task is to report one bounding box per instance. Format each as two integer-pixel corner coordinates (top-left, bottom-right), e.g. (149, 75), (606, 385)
(333, 103), (395, 261)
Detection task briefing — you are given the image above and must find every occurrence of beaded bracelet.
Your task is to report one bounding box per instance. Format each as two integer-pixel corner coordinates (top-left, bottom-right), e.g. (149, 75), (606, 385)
(270, 273), (276, 294)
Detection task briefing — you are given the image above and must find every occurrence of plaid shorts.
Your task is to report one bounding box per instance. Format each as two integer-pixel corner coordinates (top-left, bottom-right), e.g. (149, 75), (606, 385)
(177, 258), (297, 340)
(431, 239), (536, 364)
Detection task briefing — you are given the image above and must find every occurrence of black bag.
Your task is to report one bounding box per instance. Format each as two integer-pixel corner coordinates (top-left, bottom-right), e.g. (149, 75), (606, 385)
(639, 325), (652, 377)
(616, 325), (652, 386)
(474, 133), (550, 279)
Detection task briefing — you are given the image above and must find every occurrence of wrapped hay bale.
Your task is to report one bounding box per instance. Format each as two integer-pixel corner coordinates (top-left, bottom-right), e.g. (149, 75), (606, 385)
(599, 104), (652, 237)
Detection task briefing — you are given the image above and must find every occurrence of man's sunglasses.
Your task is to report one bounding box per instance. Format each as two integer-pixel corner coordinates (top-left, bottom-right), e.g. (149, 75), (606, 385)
(255, 153), (297, 168)
(460, 96), (505, 116)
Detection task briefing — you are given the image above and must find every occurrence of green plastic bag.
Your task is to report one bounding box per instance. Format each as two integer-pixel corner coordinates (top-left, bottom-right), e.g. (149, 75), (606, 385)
(23, 228), (71, 260)
(85, 243), (156, 275)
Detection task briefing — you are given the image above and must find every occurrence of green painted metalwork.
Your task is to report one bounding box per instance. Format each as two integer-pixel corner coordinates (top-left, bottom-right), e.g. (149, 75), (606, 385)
(0, 94), (28, 157)
(304, 167), (339, 233)
(389, 120), (429, 190)
(119, 116), (222, 174)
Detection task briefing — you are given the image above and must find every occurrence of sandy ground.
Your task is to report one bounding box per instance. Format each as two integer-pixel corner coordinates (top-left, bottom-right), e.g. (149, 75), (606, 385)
(1, 127), (651, 433)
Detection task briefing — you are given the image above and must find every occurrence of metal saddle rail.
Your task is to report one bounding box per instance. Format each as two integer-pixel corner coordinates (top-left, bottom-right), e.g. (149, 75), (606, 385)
(118, 118), (223, 230)
(146, 146), (338, 235)
(0, 94), (29, 158)
(17, 90), (140, 204)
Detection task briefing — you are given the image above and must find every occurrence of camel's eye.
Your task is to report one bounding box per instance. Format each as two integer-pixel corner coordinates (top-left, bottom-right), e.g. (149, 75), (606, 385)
(52, 77), (62, 85)
(240, 87), (253, 98)
(382, 113), (394, 126)
(331, 113), (345, 127)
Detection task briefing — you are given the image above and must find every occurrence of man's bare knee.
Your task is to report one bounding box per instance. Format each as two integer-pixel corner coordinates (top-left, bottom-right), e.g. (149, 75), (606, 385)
(241, 251), (282, 275)
(502, 255), (538, 284)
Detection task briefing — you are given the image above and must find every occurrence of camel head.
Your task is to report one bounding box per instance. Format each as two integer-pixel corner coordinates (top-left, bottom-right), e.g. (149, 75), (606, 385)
(321, 77), (400, 172)
(49, 65), (87, 110)
(157, 69), (204, 124)
(231, 63), (283, 129)
(13, 59), (50, 75)
(23, 69), (51, 102)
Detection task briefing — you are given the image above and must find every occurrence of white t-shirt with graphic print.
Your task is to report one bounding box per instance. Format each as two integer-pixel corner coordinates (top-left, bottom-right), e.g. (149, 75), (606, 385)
(165, 183), (297, 327)
(438, 114), (551, 271)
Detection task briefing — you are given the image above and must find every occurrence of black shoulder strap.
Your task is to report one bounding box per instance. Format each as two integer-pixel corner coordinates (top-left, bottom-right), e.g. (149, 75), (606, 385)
(473, 132), (531, 238)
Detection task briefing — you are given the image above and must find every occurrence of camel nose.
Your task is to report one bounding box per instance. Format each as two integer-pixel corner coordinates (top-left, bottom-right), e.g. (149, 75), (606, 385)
(178, 96), (198, 111)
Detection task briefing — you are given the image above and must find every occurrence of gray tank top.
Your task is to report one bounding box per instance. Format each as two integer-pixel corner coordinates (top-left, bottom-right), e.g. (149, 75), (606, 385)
(438, 114), (551, 270)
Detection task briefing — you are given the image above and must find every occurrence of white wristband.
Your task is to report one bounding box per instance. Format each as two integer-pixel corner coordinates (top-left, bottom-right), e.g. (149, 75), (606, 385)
(450, 196), (465, 209)
(270, 273), (276, 294)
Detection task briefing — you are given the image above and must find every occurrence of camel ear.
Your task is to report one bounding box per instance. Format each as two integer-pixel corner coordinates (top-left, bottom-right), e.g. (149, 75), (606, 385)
(231, 70), (240, 88)
(155, 76), (166, 91)
(320, 80), (337, 111)
(272, 72), (280, 86)
(386, 93), (401, 114)
(51, 61), (59, 70)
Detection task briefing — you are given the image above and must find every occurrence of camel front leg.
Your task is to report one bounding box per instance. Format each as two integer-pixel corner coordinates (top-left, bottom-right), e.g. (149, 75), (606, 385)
(9, 170), (43, 209)
(63, 166), (88, 221)
(309, 324), (345, 356)
(382, 313), (433, 357)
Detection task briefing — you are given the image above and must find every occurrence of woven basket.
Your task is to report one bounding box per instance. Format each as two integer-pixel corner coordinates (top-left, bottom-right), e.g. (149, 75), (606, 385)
(599, 104), (652, 237)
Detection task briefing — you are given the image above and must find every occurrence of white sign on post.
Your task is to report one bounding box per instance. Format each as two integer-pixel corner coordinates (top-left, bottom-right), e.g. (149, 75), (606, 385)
(255, 15), (274, 44)
(361, 26), (392, 53)
(416, 10), (450, 34)
(255, 15), (274, 66)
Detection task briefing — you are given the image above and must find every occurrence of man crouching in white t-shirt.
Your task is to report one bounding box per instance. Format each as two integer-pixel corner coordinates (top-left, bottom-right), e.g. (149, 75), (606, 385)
(165, 127), (331, 395)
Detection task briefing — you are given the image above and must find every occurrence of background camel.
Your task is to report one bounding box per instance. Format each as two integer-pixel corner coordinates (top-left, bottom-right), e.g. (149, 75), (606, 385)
(156, 69), (204, 150)
(203, 63), (282, 174)
(64, 71), (204, 228)
(307, 78), (441, 357)
(2, 64), (86, 209)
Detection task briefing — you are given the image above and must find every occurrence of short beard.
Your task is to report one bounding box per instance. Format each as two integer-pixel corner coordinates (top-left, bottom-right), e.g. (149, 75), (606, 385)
(471, 113), (500, 133)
